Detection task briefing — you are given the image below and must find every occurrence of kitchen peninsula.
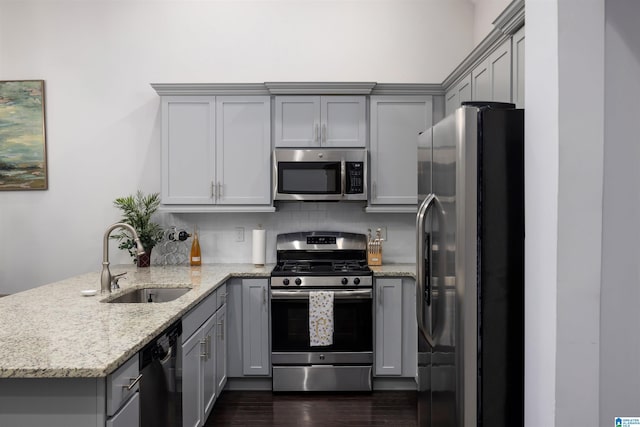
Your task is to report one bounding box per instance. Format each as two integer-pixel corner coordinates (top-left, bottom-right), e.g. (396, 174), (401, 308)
(0, 263), (414, 426)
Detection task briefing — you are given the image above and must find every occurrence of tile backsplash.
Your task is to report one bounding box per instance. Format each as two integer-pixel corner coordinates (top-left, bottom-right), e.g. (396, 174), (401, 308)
(155, 202), (416, 265)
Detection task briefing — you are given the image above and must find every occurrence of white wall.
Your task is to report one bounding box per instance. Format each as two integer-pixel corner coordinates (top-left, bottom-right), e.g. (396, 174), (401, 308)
(0, 0), (474, 293)
(524, 1), (559, 425)
(600, 0), (640, 424)
(469, 0), (512, 45)
(526, 0), (605, 426)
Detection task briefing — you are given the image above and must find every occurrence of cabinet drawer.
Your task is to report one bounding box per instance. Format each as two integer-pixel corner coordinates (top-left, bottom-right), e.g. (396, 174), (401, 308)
(106, 392), (140, 427)
(106, 355), (140, 417)
(216, 283), (227, 309)
(183, 289), (217, 340)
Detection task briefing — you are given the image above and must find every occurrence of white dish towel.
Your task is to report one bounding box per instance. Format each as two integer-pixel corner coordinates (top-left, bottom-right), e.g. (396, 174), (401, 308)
(309, 291), (334, 347)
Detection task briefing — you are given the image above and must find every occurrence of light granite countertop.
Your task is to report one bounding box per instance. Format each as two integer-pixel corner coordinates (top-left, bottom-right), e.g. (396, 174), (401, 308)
(0, 263), (415, 379)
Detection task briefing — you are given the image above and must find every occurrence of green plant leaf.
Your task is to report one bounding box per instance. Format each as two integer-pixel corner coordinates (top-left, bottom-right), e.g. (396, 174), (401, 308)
(111, 190), (164, 258)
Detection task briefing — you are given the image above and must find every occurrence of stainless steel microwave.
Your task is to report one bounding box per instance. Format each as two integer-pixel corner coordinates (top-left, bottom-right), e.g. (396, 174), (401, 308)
(273, 148), (367, 201)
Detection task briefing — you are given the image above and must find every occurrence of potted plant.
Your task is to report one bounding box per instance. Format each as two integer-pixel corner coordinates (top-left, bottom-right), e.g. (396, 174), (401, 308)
(112, 191), (164, 267)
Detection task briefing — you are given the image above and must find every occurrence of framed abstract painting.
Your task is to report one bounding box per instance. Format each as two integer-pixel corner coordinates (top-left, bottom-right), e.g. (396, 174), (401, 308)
(0, 80), (48, 190)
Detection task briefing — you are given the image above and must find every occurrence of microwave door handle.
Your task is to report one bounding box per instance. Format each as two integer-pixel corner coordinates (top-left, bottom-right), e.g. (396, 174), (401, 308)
(341, 160), (346, 196)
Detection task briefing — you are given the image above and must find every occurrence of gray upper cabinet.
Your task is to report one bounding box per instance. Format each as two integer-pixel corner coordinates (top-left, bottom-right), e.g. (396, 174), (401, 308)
(274, 95), (366, 148)
(162, 96), (216, 205)
(161, 95), (271, 208)
(368, 96), (432, 210)
(445, 74), (472, 116)
(471, 38), (512, 103)
(512, 26), (525, 108)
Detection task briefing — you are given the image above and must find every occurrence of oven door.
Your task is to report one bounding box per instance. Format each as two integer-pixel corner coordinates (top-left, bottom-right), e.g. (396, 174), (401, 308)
(271, 288), (373, 359)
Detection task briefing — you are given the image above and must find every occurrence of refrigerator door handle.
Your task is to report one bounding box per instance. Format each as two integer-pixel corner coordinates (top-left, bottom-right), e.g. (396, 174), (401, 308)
(416, 193), (436, 347)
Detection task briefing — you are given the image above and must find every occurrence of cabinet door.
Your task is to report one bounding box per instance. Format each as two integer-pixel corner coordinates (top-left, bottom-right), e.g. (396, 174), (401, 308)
(216, 96), (271, 205)
(242, 279), (270, 375)
(472, 58), (491, 101)
(274, 96), (321, 147)
(375, 278), (403, 375)
(445, 74), (472, 116)
(369, 96), (432, 206)
(321, 96), (366, 147)
(489, 39), (512, 103)
(106, 392), (139, 427)
(216, 303), (228, 394)
(182, 329), (205, 427)
(512, 26), (525, 108)
(202, 314), (217, 420)
(162, 96), (216, 204)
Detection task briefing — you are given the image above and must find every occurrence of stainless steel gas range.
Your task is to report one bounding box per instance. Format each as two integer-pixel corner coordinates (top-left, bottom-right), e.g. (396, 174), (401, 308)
(270, 231), (374, 392)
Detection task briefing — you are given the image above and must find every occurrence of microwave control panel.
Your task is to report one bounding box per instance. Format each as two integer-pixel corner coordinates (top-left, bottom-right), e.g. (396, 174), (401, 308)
(345, 162), (364, 194)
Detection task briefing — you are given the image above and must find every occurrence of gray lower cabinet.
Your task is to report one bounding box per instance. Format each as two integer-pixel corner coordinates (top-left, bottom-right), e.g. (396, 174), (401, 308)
(215, 303), (228, 392)
(374, 278), (417, 379)
(0, 354), (140, 427)
(182, 286), (228, 427)
(106, 355), (141, 427)
(227, 278), (271, 379)
(242, 279), (270, 375)
(106, 392), (139, 427)
(368, 96), (432, 210)
(160, 95), (271, 207)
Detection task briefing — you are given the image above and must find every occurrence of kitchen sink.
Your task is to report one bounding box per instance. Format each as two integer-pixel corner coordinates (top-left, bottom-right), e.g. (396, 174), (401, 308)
(106, 287), (191, 303)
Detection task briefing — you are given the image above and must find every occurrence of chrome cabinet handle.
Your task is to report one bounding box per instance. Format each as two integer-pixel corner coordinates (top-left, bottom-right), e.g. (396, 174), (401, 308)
(263, 287), (266, 305)
(200, 339), (207, 359)
(122, 374), (142, 391)
(211, 181), (216, 199)
(218, 319), (225, 340)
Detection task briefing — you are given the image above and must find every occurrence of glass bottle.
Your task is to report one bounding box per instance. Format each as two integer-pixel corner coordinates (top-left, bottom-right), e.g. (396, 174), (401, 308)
(190, 226), (201, 266)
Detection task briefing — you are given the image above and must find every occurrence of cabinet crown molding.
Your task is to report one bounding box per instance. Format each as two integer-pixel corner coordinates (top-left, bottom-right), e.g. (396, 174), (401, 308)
(370, 84), (442, 96)
(442, 0), (524, 91)
(151, 83), (270, 96)
(264, 82), (376, 95)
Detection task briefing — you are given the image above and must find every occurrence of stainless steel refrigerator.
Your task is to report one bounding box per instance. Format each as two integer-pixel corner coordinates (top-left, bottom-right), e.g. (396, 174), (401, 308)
(416, 102), (524, 427)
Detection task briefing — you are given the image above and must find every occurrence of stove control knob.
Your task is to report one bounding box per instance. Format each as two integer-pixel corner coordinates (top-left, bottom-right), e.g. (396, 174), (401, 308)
(283, 278), (290, 286)
(341, 278), (348, 285)
(353, 277), (360, 285)
(295, 278), (302, 286)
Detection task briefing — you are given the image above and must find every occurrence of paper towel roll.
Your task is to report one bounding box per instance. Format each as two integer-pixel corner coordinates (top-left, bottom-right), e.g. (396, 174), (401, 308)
(252, 229), (266, 266)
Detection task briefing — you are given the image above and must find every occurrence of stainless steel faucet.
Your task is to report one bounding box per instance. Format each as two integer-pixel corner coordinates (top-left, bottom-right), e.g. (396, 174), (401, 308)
(101, 222), (145, 293)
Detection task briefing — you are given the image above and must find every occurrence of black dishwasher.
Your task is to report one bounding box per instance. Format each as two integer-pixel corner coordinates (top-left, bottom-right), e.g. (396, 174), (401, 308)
(139, 320), (182, 427)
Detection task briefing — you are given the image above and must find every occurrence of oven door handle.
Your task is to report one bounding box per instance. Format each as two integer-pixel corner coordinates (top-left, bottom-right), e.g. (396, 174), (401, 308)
(271, 289), (372, 300)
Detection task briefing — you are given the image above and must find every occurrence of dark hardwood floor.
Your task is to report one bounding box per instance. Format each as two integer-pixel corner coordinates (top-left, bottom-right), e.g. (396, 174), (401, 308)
(204, 391), (419, 426)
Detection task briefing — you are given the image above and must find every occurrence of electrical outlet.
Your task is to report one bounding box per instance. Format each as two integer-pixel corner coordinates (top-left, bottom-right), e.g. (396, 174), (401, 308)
(235, 227), (245, 242)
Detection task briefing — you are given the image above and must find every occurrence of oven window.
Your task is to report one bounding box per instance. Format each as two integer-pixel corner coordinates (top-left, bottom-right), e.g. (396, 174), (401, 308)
(271, 298), (372, 352)
(278, 162), (341, 194)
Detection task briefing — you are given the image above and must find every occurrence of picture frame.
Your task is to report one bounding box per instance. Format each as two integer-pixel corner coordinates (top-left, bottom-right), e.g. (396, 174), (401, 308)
(0, 80), (48, 190)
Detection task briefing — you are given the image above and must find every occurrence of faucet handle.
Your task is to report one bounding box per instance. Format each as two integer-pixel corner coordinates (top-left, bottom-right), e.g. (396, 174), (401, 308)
(111, 272), (127, 290)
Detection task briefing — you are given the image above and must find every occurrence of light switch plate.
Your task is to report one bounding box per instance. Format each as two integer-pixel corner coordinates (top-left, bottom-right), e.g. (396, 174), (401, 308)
(235, 227), (245, 242)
